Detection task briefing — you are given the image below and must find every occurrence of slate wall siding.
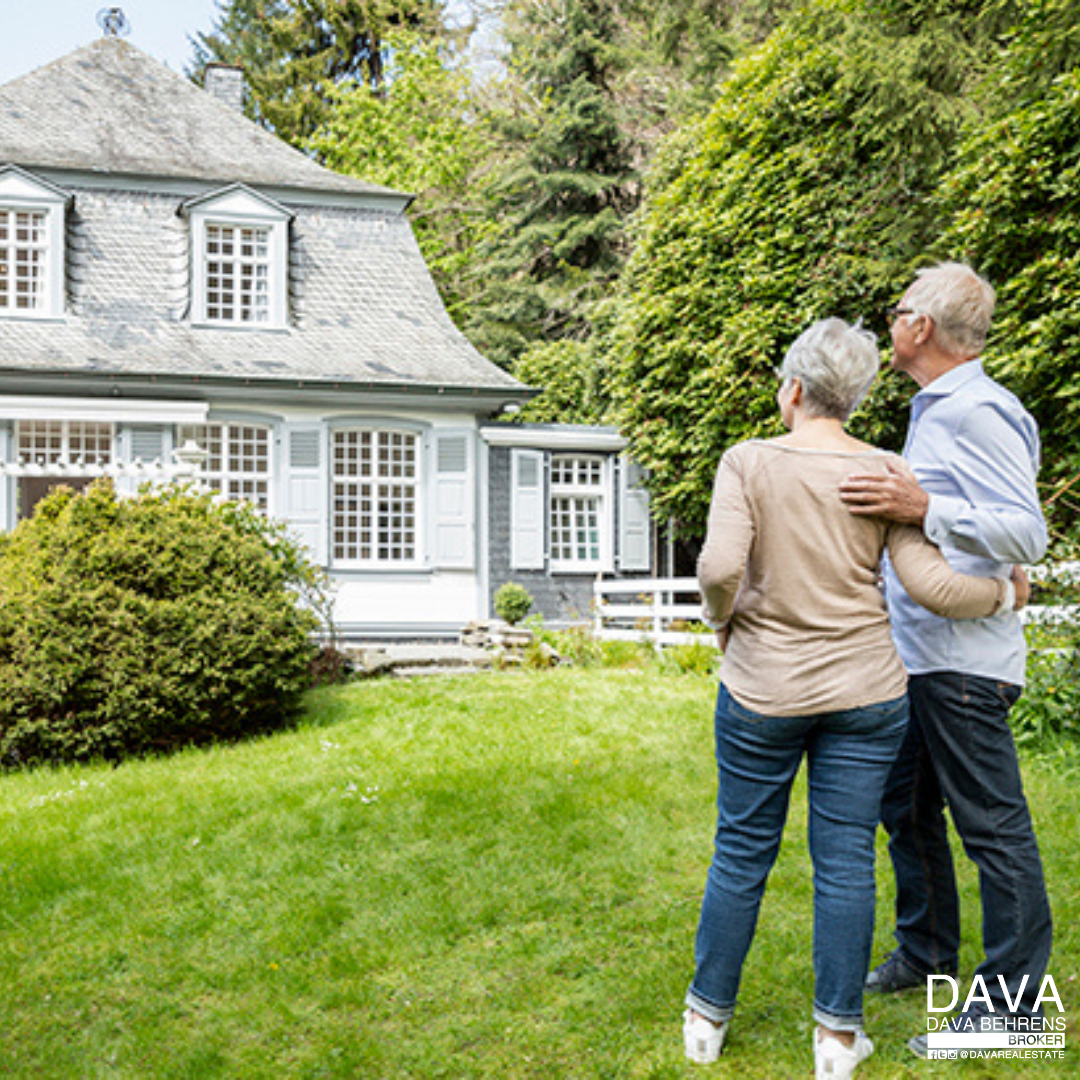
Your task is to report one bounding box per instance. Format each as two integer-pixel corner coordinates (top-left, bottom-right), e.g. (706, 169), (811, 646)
(4, 188), (518, 390)
(487, 445), (649, 625)
(65, 188), (188, 323)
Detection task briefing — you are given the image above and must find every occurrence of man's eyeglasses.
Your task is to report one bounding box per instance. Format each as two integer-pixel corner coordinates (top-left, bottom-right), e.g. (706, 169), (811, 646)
(885, 307), (920, 326)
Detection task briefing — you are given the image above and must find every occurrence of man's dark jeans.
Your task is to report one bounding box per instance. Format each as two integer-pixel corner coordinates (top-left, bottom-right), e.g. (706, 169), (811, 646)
(879, 671), (1053, 1016)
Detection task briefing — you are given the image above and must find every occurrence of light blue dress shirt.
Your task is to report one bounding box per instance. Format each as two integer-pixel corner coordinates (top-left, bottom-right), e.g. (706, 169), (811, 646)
(883, 360), (1047, 686)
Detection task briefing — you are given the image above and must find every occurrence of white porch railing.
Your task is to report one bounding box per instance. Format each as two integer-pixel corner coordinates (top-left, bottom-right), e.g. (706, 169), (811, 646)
(593, 577), (714, 647)
(0, 440), (206, 482)
(593, 566), (1079, 647)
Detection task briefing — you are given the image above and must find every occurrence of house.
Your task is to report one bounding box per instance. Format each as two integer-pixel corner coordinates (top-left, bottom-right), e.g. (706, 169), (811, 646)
(0, 34), (652, 636)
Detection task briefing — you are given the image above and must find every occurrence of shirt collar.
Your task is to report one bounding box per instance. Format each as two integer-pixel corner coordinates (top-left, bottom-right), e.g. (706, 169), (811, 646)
(914, 358), (984, 401)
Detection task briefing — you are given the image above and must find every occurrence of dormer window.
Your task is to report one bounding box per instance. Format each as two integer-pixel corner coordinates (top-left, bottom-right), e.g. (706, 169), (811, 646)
(182, 184), (291, 329)
(0, 210), (47, 311)
(205, 223), (271, 323)
(0, 166), (70, 320)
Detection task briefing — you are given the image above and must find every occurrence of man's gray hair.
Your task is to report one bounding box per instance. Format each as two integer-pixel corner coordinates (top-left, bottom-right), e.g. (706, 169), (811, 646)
(780, 317), (880, 421)
(905, 262), (996, 356)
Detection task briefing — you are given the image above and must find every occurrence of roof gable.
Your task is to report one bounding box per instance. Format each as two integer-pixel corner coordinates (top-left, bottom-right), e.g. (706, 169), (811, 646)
(181, 183), (293, 221)
(0, 164), (72, 205)
(0, 37), (405, 201)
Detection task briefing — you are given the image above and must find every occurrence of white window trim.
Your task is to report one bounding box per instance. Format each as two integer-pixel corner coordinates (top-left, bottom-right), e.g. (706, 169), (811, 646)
(549, 453), (613, 574)
(178, 420), (276, 514)
(15, 418), (115, 467)
(184, 185), (290, 330)
(330, 423), (425, 571)
(0, 167), (69, 321)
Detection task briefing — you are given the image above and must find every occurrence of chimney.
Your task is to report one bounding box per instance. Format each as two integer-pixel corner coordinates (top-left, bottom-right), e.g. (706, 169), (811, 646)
(204, 64), (245, 112)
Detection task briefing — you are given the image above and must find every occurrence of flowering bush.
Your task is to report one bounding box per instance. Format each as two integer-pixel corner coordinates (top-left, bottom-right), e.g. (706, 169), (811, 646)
(0, 480), (326, 767)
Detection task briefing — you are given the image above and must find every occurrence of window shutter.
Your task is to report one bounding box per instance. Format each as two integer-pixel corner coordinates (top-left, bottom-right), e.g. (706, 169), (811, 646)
(130, 426), (169, 464)
(510, 448), (546, 570)
(431, 430), (475, 569)
(278, 423), (327, 565)
(117, 425), (169, 496)
(618, 455), (651, 572)
(0, 425), (11, 532)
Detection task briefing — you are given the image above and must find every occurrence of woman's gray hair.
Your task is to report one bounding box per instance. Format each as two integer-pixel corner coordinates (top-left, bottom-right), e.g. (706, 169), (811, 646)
(780, 317), (880, 421)
(905, 262), (995, 357)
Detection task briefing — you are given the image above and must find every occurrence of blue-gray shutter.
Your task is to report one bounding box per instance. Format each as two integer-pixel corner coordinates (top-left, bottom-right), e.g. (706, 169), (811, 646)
(0, 424), (11, 532)
(278, 423), (327, 565)
(510, 448), (546, 570)
(117, 425), (170, 496)
(432, 429), (475, 569)
(618, 456), (651, 572)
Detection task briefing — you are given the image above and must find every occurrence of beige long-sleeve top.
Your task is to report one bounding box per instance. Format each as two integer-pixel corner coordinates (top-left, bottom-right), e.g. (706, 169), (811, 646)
(698, 439), (1007, 716)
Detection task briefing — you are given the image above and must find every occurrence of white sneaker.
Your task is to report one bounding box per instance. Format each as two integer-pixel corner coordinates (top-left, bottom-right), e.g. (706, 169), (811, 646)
(684, 1009), (728, 1064)
(815, 1029), (873, 1079)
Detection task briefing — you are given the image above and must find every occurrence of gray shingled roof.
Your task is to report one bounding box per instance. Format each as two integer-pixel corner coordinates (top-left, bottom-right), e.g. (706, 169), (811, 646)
(0, 36), (399, 198)
(0, 38), (528, 397)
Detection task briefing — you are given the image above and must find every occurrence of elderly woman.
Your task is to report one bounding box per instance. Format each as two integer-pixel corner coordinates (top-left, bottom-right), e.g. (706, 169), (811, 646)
(682, 318), (1023, 1079)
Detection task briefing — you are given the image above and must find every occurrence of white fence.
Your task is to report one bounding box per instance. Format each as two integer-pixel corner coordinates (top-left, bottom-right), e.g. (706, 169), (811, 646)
(1024, 561), (1080, 627)
(593, 565), (1079, 648)
(592, 577), (714, 647)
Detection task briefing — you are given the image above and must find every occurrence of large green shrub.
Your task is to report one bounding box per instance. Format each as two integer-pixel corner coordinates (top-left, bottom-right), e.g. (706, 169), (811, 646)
(0, 481), (327, 768)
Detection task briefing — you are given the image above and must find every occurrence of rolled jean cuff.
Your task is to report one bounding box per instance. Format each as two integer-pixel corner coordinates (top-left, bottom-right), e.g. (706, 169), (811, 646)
(685, 988), (735, 1025)
(813, 1006), (863, 1033)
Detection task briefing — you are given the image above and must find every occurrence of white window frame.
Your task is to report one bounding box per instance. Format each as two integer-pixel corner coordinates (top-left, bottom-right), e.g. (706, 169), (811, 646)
(330, 426), (423, 570)
(16, 418), (114, 467)
(177, 421), (274, 511)
(14, 419), (114, 522)
(549, 454), (611, 573)
(184, 185), (290, 330)
(0, 167), (69, 321)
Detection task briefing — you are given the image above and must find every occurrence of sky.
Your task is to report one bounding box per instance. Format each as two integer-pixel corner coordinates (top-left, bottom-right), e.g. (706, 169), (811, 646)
(0, 1), (222, 84)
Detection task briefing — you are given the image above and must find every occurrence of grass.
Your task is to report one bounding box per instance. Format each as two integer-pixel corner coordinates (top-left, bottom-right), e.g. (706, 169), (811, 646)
(1, 670), (1077, 1078)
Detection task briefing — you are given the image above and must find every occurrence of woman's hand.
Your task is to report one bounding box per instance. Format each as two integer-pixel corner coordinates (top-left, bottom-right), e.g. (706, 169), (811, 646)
(1011, 564), (1031, 610)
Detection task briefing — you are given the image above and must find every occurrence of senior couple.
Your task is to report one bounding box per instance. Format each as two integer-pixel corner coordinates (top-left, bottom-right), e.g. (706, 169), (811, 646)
(682, 263), (1052, 1078)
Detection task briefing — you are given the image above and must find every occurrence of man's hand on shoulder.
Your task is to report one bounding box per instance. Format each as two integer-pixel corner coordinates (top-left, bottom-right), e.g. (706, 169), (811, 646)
(839, 458), (931, 526)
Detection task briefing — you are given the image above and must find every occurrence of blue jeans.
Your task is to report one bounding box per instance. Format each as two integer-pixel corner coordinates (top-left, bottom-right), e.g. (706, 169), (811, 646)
(880, 672), (1052, 1017)
(687, 685), (908, 1030)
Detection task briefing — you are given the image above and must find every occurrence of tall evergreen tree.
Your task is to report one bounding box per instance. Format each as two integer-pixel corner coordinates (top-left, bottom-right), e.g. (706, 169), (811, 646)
(464, 0), (639, 370)
(192, 0), (446, 145)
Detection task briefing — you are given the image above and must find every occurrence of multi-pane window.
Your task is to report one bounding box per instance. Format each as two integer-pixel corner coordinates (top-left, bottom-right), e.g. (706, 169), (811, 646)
(17, 419), (113, 465)
(332, 429), (418, 565)
(178, 423), (271, 509)
(204, 224), (270, 324)
(0, 209), (47, 312)
(550, 455), (605, 568)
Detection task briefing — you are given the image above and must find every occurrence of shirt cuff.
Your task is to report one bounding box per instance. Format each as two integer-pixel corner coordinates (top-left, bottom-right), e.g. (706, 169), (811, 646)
(994, 578), (1017, 616)
(924, 493), (968, 546)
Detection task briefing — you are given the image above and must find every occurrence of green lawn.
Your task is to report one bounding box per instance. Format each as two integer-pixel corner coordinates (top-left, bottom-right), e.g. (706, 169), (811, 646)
(1, 670), (1076, 1077)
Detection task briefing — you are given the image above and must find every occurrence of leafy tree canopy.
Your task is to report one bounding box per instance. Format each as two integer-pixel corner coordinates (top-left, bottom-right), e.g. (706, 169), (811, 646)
(606, 0), (1000, 533)
(938, 0), (1080, 546)
(309, 29), (497, 323)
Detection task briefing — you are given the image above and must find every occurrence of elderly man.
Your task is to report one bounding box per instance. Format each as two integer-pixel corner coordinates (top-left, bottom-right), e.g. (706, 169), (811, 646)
(839, 263), (1052, 1053)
